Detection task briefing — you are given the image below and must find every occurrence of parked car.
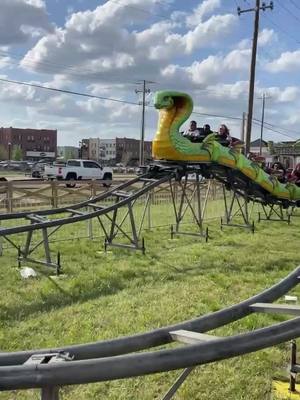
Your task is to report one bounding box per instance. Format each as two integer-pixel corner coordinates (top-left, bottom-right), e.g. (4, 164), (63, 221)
(43, 159), (113, 187)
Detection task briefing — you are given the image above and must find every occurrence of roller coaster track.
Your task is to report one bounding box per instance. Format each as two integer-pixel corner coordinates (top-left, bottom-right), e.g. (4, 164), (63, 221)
(0, 171), (172, 236)
(0, 265), (300, 394)
(0, 162), (297, 238)
(0, 162), (297, 270)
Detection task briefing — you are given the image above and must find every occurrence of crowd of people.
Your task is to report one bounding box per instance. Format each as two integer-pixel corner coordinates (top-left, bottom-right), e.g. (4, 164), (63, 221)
(182, 120), (300, 186)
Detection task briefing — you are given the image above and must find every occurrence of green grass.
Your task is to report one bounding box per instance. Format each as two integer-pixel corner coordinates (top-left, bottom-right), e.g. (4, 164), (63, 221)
(0, 203), (300, 399)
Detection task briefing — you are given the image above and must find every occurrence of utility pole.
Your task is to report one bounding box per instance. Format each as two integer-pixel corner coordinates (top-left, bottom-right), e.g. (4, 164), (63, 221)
(241, 111), (246, 143)
(237, 1), (273, 155)
(135, 80), (154, 166)
(259, 93), (266, 155)
(258, 93), (271, 155)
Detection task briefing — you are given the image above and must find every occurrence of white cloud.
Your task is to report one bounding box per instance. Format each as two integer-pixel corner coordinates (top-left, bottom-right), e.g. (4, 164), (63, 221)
(237, 28), (276, 51)
(258, 28), (277, 46)
(1, 0), (299, 145)
(259, 86), (300, 103)
(266, 50), (300, 73)
(161, 48), (250, 87)
(0, 0), (53, 45)
(20, 1), (237, 84)
(186, 0), (221, 27)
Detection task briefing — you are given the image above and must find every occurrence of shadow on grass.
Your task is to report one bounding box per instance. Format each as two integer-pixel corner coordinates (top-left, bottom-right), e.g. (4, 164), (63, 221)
(0, 272), (127, 323)
(1, 224), (299, 325)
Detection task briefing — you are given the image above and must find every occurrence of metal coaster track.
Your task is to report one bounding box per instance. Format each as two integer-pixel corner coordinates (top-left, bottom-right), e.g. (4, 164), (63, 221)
(0, 265), (299, 391)
(0, 172), (173, 236)
(0, 162), (297, 239)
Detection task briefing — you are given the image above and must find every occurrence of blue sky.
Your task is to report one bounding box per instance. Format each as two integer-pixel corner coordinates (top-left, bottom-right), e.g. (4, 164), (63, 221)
(0, 0), (300, 146)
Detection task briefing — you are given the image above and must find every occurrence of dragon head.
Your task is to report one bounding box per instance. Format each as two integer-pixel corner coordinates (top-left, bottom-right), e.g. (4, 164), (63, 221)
(154, 91), (175, 110)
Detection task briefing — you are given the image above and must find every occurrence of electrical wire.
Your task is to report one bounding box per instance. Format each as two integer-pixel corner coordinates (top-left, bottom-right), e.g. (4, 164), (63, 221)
(289, 0), (300, 12)
(261, 13), (300, 45)
(0, 76), (298, 141)
(0, 77), (139, 106)
(276, 0), (300, 24)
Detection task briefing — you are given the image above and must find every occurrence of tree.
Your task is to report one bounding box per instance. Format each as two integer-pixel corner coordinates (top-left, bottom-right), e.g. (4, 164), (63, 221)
(12, 145), (23, 161)
(65, 148), (78, 160)
(0, 145), (8, 161)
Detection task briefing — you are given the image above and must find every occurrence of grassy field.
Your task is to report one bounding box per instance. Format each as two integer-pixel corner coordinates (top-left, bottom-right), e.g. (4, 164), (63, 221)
(0, 203), (300, 399)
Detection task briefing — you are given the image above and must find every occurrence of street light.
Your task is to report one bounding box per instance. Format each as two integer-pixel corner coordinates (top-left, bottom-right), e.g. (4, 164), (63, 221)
(8, 142), (11, 163)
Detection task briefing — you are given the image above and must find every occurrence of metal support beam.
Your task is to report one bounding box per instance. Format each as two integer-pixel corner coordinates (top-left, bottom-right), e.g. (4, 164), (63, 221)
(160, 330), (219, 400)
(250, 303), (300, 316)
(41, 386), (59, 400)
(221, 185), (255, 231)
(170, 172), (209, 240)
(290, 340), (297, 393)
(97, 182), (154, 253)
(24, 352), (73, 400)
(14, 224), (62, 273)
(170, 330), (220, 345)
(258, 204), (290, 223)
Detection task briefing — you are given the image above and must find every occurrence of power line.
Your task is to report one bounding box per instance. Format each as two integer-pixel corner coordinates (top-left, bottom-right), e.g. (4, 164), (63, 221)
(0, 77), (244, 116)
(276, 0), (300, 24)
(260, 120), (300, 137)
(192, 111), (241, 120)
(0, 77), (139, 106)
(289, 0), (300, 12)
(261, 12), (300, 45)
(252, 118), (297, 140)
(0, 76), (298, 141)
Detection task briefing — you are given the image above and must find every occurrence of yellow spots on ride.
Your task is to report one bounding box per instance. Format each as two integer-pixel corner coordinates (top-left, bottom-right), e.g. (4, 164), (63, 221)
(218, 157), (236, 168)
(272, 380), (300, 399)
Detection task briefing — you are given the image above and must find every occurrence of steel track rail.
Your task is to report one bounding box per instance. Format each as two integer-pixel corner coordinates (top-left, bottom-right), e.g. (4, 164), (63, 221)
(1, 265), (299, 367)
(1, 307), (300, 390)
(0, 174), (173, 236)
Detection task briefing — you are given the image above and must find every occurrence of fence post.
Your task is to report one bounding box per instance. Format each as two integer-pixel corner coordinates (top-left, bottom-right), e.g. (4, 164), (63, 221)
(90, 181), (97, 198)
(87, 182), (96, 239)
(6, 181), (13, 213)
(51, 181), (58, 208)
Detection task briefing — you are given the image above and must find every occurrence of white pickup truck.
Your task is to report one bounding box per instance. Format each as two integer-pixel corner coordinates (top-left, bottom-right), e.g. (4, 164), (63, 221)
(44, 159), (113, 186)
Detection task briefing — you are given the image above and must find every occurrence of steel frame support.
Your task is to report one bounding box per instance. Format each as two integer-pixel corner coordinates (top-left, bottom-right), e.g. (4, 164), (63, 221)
(3, 224), (62, 274)
(221, 185), (255, 232)
(24, 352), (73, 399)
(98, 189), (152, 254)
(41, 386), (59, 400)
(170, 172), (208, 241)
(258, 203), (291, 224)
(161, 367), (194, 400)
(290, 340), (298, 393)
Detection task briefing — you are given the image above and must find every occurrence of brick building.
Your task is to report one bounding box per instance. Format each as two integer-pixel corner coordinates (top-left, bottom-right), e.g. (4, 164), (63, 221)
(0, 127), (57, 160)
(116, 138), (152, 165)
(79, 137), (152, 165)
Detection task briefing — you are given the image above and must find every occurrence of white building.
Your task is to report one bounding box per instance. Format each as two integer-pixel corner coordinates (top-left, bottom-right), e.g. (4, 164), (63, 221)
(250, 139), (272, 163)
(86, 138), (116, 162)
(99, 139), (116, 161)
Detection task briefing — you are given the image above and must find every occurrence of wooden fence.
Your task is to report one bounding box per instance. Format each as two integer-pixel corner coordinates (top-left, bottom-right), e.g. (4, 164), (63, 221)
(0, 178), (223, 213)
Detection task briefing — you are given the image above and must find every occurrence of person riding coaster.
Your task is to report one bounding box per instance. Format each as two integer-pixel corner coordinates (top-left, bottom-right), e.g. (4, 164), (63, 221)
(152, 90), (300, 203)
